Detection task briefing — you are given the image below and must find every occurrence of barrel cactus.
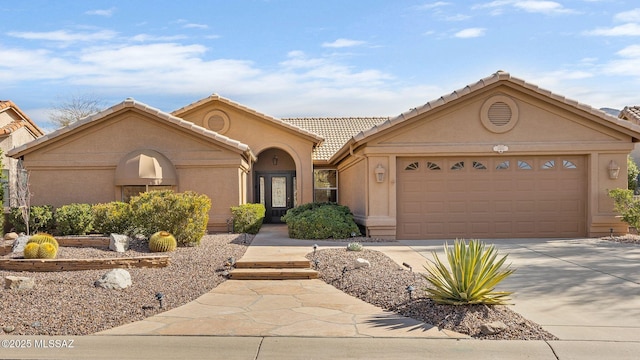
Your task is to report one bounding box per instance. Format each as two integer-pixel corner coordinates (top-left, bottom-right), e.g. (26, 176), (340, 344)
(149, 231), (177, 252)
(37, 243), (58, 259)
(347, 242), (363, 252)
(23, 242), (41, 259)
(27, 233), (59, 251)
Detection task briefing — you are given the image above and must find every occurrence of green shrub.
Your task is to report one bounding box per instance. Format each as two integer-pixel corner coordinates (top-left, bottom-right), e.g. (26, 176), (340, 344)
(55, 203), (94, 235)
(231, 203), (265, 234)
(628, 156), (640, 190)
(609, 188), (640, 229)
(93, 202), (132, 234)
(282, 202), (360, 239)
(8, 205), (55, 234)
(129, 190), (211, 246)
(422, 239), (515, 305)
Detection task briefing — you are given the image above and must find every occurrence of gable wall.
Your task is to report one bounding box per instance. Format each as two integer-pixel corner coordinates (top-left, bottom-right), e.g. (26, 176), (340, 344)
(20, 109), (248, 231)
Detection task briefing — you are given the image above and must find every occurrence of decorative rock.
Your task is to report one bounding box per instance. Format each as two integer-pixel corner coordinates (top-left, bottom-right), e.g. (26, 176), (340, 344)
(11, 235), (30, 253)
(109, 234), (130, 253)
(354, 258), (371, 269)
(94, 269), (132, 290)
(31, 321), (41, 329)
(2, 325), (15, 333)
(480, 321), (508, 335)
(4, 232), (18, 240)
(4, 276), (35, 290)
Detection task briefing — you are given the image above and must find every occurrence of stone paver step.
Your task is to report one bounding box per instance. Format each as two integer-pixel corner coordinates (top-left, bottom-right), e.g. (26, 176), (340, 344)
(234, 259), (311, 269)
(229, 268), (318, 280)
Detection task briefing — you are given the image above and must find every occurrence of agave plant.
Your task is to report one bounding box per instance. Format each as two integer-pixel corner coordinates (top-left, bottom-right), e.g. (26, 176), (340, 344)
(422, 239), (515, 305)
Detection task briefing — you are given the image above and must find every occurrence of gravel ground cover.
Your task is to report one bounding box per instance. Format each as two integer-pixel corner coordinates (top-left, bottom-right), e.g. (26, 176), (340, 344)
(307, 247), (558, 340)
(0, 234), (251, 335)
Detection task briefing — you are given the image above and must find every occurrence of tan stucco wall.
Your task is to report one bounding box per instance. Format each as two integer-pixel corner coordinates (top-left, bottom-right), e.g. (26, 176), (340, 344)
(339, 85), (636, 239)
(19, 109), (249, 232)
(178, 102), (316, 207)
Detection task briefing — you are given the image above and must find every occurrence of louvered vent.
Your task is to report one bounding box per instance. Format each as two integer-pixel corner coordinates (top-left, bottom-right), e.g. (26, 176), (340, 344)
(487, 102), (512, 126)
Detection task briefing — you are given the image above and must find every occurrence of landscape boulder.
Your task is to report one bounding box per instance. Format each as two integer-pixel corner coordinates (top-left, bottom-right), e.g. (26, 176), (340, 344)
(4, 232), (18, 241)
(94, 269), (132, 290)
(109, 234), (130, 253)
(354, 258), (371, 269)
(4, 276), (35, 290)
(11, 235), (30, 253)
(480, 321), (508, 335)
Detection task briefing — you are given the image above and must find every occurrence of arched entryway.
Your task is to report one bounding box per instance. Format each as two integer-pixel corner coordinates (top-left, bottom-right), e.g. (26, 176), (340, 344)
(254, 148), (296, 223)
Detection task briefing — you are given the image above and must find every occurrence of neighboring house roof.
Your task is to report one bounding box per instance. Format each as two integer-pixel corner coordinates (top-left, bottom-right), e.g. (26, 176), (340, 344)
(331, 70), (640, 163)
(0, 100), (45, 137)
(8, 98), (256, 161)
(620, 106), (640, 125)
(283, 117), (389, 162)
(172, 94), (325, 146)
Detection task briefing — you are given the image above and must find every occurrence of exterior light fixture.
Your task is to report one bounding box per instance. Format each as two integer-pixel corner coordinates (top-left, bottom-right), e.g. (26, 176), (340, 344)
(272, 155), (278, 166)
(374, 164), (386, 183)
(406, 285), (415, 300)
(155, 292), (165, 309)
(608, 160), (620, 180)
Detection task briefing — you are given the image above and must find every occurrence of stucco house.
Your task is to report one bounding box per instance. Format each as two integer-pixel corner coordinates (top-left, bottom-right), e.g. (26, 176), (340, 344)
(8, 71), (640, 239)
(0, 101), (45, 208)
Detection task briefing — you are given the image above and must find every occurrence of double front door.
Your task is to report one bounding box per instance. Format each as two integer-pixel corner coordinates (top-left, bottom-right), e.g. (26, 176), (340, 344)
(256, 171), (295, 223)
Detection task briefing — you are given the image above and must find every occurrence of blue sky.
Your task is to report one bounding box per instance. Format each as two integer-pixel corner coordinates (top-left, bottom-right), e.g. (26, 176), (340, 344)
(2, 0), (640, 131)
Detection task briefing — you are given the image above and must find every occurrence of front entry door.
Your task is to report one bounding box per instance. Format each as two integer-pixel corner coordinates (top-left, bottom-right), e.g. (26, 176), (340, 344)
(256, 171), (295, 223)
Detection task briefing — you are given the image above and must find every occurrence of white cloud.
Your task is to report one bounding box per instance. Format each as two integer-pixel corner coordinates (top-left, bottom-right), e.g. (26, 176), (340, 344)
(183, 23), (209, 29)
(584, 23), (640, 36)
(473, 0), (575, 15)
(85, 8), (115, 17)
(445, 14), (472, 21)
(454, 28), (486, 38)
(415, 2), (450, 10)
(614, 8), (640, 23)
(130, 34), (188, 42)
(7, 30), (117, 42)
(321, 38), (366, 48)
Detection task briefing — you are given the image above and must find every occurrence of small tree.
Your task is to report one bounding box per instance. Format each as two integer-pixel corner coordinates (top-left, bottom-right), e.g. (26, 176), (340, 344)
(628, 155), (639, 191)
(15, 160), (31, 235)
(609, 188), (640, 230)
(48, 93), (106, 128)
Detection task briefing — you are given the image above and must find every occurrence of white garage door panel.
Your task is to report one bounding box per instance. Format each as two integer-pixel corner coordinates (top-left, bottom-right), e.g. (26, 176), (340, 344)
(397, 156), (586, 239)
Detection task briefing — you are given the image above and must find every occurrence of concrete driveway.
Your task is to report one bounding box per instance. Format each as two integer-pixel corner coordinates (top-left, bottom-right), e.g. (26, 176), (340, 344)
(399, 238), (640, 342)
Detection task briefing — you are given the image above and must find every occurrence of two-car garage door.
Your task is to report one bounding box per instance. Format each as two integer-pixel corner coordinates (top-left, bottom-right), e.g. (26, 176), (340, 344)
(397, 156), (586, 239)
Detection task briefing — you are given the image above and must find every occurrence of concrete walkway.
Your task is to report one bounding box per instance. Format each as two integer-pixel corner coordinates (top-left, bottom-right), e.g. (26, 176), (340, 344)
(98, 225), (462, 339)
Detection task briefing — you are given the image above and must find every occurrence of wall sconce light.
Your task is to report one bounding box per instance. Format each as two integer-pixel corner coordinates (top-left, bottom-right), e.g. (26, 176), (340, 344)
(608, 160), (620, 180)
(374, 164), (386, 183)
(272, 155), (278, 166)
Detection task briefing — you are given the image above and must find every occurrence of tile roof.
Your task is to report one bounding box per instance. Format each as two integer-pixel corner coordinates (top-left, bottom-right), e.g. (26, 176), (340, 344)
(283, 117), (389, 161)
(0, 100), (45, 137)
(173, 94), (324, 145)
(620, 106), (640, 124)
(8, 98), (255, 160)
(330, 70), (640, 163)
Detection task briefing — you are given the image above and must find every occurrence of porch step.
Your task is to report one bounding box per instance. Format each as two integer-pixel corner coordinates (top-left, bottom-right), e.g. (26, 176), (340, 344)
(229, 268), (318, 280)
(234, 260), (312, 269)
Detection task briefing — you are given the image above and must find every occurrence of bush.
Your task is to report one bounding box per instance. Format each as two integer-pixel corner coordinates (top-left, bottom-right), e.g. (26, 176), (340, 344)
(129, 190), (211, 246)
(629, 155), (640, 191)
(231, 203), (265, 234)
(609, 188), (640, 229)
(93, 202), (132, 235)
(422, 239), (515, 305)
(282, 202), (360, 239)
(55, 203), (94, 235)
(8, 205), (55, 234)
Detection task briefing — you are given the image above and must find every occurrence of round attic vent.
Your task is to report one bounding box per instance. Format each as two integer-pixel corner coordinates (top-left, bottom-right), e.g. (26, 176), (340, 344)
(205, 110), (230, 134)
(480, 95), (519, 133)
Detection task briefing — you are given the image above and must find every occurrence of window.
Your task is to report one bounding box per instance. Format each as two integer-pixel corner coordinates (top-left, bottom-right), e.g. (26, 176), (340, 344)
(121, 185), (174, 203)
(518, 160), (532, 170)
(314, 169), (337, 202)
(451, 161), (465, 170)
(496, 161), (510, 170)
(405, 162), (419, 171)
(426, 162), (441, 170)
(542, 160), (555, 169)
(563, 160), (577, 169)
(473, 161), (487, 170)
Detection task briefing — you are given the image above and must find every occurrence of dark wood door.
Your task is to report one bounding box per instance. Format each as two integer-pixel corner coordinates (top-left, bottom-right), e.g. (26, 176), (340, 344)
(256, 171), (295, 223)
